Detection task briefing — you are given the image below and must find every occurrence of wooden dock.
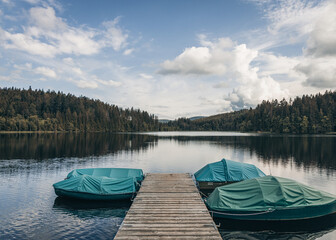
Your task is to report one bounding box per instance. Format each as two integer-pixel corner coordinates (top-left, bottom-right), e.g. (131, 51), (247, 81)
(115, 173), (222, 239)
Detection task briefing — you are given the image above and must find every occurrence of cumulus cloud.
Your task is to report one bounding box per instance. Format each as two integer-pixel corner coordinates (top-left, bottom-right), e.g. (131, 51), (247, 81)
(295, 58), (336, 88)
(158, 36), (235, 75)
(305, 2), (336, 57)
(0, 6), (129, 58)
(291, 0), (336, 88)
(34, 66), (56, 78)
(158, 35), (289, 109)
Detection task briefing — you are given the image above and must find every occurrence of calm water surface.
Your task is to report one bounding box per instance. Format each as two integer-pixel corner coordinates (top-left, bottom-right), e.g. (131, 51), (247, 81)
(0, 132), (335, 239)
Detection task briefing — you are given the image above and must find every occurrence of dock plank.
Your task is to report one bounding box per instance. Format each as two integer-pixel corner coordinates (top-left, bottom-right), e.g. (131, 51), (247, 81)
(114, 173), (221, 239)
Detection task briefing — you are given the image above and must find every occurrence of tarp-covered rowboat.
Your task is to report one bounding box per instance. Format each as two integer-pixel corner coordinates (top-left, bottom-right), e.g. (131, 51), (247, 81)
(194, 159), (266, 190)
(53, 175), (139, 200)
(206, 175), (336, 221)
(67, 168), (144, 182)
(53, 168), (144, 200)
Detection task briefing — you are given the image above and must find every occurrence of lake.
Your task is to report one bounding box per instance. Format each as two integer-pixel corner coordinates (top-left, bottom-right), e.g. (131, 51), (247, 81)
(0, 132), (335, 239)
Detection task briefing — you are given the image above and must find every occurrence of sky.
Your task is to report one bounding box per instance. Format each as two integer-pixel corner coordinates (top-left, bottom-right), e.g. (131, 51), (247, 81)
(0, 0), (335, 119)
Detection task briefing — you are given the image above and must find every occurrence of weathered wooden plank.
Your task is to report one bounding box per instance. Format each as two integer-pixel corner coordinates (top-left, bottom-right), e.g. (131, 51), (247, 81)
(123, 220), (214, 224)
(121, 224), (216, 228)
(115, 237), (221, 240)
(130, 205), (206, 209)
(116, 230), (220, 236)
(114, 173), (222, 240)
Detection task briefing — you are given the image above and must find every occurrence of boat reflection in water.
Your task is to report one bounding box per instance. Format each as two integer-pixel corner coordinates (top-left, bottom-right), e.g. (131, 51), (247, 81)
(53, 197), (131, 219)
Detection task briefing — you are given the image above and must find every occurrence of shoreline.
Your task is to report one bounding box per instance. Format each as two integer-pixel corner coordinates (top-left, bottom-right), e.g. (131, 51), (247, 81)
(1, 130), (335, 135)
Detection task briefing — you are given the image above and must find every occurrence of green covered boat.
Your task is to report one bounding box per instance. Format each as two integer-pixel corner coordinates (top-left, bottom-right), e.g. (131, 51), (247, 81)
(194, 158), (266, 190)
(206, 176), (336, 222)
(67, 168), (144, 182)
(53, 168), (144, 200)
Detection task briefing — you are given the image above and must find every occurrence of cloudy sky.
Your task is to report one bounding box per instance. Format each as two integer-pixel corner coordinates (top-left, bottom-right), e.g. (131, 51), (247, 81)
(0, 0), (335, 119)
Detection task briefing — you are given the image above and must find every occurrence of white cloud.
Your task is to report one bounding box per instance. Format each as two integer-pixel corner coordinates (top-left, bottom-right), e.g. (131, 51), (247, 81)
(0, 28), (59, 57)
(29, 6), (66, 30)
(62, 57), (74, 65)
(14, 63), (32, 70)
(1, 0), (12, 5)
(0, 6), (130, 58)
(158, 35), (289, 109)
(290, 0), (336, 88)
(158, 35), (237, 76)
(295, 57), (336, 88)
(72, 67), (83, 75)
(139, 73), (153, 79)
(73, 79), (98, 89)
(123, 48), (134, 56)
(34, 66), (57, 78)
(102, 17), (128, 51)
(24, 0), (41, 4)
(97, 79), (122, 87)
(256, 52), (300, 78)
(305, 1), (336, 57)
(213, 81), (229, 88)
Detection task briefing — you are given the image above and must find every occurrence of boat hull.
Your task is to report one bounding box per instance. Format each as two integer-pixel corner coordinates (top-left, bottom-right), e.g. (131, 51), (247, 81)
(212, 212), (336, 232)
(54, 188), (135, 201)
(208, 200), (336, 221)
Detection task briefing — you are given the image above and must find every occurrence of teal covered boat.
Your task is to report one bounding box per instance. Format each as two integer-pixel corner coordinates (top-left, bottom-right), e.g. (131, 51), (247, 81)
(206, 176), (336, 222)
(53, 168), (144, 200)
(194, 159), (266, 190)
(67, 168), (144, 182)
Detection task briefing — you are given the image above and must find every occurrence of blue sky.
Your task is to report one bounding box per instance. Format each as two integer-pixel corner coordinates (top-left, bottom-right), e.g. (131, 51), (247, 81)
(0, 0), (335, 119)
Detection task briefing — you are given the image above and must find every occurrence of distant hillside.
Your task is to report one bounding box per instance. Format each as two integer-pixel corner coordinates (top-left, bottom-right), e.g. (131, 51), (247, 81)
(165, 91), (336, 134)
(189, 116), (205, 121)
(158, 119), (171, 124)
(0, 87), (159, 132)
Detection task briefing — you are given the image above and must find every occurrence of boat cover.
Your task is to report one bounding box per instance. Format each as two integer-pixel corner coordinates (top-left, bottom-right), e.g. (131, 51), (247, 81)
(53, 175), (138, 195)
(206, 175), (336, 212)
(67, 168), (144, 182)
(194, 159), (265, 182)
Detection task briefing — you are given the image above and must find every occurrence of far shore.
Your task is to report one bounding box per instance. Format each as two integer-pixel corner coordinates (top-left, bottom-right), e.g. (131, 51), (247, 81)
(0, 130), (336, 135)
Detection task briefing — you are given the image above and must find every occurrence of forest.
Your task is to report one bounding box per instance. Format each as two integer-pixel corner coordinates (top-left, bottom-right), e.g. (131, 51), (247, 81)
(1, 87), (336, 134)
(0, 87), (159, 132)
(164, 91), (336, 134)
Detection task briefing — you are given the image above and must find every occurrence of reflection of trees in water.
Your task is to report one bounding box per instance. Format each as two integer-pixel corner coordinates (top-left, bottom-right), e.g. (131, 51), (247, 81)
(160, 135), (336, 172)
(0, 133), (158, 160)
(1, 133), (334, 172)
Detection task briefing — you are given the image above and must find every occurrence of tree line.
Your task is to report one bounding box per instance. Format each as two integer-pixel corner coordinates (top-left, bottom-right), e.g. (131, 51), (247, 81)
(165, 90), (336, 134)
(1, 87), (335, 134)
(0, 87), (159, 132)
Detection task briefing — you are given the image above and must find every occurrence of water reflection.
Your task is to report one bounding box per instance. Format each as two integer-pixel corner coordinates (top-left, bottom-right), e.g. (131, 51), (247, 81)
(0, 133), (158, 160)
(147, 134), (336, 173)
(1, 132), (335, 239)
(53, 197), (130, 219)
(220, 229), (335, 240)
(1, 133), (335, 173)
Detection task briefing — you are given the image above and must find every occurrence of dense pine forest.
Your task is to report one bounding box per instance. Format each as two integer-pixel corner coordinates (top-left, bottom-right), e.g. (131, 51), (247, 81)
(0, 87), (159, 132)
(165, 91), (336, 134)
(1, 87), (336, 134)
